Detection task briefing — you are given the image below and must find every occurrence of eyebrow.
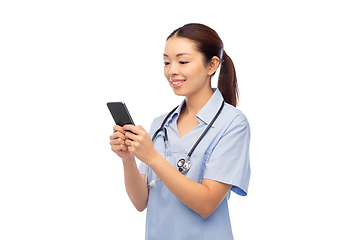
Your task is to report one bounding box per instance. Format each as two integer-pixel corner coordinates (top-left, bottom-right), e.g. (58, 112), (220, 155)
(163, 53), (191, 57)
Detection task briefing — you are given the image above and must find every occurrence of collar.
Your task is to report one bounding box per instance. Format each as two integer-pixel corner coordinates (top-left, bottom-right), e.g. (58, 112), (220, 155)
(163, 88), (224, 128)
(196, 88), (224, 126)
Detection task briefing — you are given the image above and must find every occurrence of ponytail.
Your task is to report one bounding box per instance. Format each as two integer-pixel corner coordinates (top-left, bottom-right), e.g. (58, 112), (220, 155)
(218, 50), (239, 107)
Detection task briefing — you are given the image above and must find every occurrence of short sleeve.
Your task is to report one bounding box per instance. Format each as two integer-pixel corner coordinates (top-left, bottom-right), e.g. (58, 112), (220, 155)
(203, 116), (251, 196)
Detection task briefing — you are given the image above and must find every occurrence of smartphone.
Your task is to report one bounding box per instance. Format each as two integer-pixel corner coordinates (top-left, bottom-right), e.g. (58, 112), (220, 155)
(107, 102), (135, 126)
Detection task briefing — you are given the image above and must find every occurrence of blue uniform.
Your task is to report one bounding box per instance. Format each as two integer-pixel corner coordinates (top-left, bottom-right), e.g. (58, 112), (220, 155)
(139, 89), (251, 240)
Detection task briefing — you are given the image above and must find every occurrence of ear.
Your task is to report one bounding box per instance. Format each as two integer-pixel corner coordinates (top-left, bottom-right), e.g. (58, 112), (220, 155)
(207, 56), (220, 76)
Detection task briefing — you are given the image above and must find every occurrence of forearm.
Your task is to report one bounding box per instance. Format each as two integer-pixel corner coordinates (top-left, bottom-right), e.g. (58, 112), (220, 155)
(148, 153), (218, 218)
(122, 156), (148, 212)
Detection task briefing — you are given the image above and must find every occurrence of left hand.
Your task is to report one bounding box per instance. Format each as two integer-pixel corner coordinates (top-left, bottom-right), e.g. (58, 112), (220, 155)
(122, 125), (159, 165)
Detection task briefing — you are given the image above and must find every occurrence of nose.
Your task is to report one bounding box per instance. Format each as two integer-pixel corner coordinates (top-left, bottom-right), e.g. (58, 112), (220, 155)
(168, 63), (179, 76)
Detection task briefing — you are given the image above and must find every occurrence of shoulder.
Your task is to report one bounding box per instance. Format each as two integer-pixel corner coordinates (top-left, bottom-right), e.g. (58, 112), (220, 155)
(149, 109), (177, 136)
(149, 113), (167, 134)
(221, 103), (249, 130)
(152, 113), (168, 127)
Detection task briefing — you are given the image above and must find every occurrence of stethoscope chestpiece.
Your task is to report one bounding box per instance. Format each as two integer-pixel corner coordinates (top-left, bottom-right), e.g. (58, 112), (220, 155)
(177, 158), (191, 173)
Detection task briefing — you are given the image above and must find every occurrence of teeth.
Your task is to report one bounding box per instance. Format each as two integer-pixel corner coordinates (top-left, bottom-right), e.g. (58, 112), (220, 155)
(171, 80), (185, 85)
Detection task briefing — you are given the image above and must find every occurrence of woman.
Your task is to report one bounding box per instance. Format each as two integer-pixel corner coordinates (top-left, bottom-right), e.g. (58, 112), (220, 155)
(110, 23), (250, 240)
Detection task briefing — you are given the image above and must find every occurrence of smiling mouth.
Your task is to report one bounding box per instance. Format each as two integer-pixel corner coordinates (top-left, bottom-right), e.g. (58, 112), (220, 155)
(170, 79), (186, 85)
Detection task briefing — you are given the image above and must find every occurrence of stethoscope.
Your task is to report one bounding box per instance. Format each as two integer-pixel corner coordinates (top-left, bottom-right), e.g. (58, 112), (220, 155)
(145, 100), (225, 187)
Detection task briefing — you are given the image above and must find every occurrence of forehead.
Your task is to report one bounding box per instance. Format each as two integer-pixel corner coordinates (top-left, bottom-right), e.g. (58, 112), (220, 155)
(164, 37), (198, 57)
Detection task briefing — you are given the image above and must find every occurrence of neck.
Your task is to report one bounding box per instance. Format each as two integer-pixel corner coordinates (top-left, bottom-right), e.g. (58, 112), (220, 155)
(182, 86), (214, 116)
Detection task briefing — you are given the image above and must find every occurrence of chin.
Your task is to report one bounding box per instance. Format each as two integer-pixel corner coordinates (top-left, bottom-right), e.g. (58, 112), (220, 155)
(172, 89), (186, 97)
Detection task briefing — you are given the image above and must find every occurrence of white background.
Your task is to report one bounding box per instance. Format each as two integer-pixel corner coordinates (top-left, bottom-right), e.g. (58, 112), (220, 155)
(1, 0), (359, 239)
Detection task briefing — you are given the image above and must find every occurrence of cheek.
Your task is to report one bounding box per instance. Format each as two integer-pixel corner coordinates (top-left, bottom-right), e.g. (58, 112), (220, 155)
(185, 64), (206, 80)
(181, 65), (196, 78)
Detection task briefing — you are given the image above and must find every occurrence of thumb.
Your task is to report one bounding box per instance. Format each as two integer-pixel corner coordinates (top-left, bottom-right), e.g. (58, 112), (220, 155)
(136, 125), (145, 131)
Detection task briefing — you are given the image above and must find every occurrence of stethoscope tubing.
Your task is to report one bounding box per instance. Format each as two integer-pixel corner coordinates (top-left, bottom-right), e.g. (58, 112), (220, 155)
(185, 101), (224, 158)
(146, 100), (225, 186)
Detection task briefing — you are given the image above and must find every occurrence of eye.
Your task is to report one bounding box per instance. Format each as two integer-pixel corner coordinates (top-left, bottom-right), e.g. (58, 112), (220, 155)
(179, 61), (188, 64)
(164, 62), (170, 66)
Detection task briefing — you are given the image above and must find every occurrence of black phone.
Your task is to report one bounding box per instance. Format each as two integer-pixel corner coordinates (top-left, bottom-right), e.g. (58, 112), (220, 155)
(107, 102), (135, 126)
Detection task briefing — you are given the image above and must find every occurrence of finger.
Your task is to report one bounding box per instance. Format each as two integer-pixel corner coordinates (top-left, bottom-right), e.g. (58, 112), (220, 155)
(110, 133), (117, 140)
(124, 131), (137, 142)
(110, 130), (128, 141)
(110, 131), (120, 140)
(126, 141), (136, 153)
(136, 125), (145, 131)
(122, 124), (140, 135)
(110, 137), (125, 146)
(111, 144), (127, 152)
(113, 125), (124, 133)
(126, 139), (135, 146)
(119, 144), (128, 151)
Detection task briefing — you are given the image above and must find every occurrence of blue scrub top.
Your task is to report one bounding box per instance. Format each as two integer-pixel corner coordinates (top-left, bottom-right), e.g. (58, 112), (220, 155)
(139, 88), (251, 240)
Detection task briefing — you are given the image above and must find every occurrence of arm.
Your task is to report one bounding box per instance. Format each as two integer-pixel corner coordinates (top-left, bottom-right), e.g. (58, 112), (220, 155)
(123, 125), (232, 218)
(110, 125), (148, 212)
(148, 152), (231, 218)
(122, 156), (148, 212)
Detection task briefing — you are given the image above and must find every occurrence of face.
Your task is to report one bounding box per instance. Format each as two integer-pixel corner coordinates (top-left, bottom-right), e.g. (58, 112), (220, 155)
(163, 37), (218, 98)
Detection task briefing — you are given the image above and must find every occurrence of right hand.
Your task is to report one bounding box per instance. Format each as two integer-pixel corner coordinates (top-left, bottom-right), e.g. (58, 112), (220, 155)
(109, 125), (133, 160)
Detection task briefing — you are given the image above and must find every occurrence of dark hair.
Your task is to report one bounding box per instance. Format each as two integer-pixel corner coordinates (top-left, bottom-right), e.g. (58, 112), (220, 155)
(167, 23), (239, 107)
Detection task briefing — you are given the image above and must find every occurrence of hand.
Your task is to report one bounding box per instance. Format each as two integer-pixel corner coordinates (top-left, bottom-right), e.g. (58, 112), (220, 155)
(109, 125), (133, 160)
(122, 125), (159, 165)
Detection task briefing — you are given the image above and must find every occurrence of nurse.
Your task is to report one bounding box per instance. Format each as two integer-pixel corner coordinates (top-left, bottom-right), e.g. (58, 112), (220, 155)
(110, 23), (251, 240)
